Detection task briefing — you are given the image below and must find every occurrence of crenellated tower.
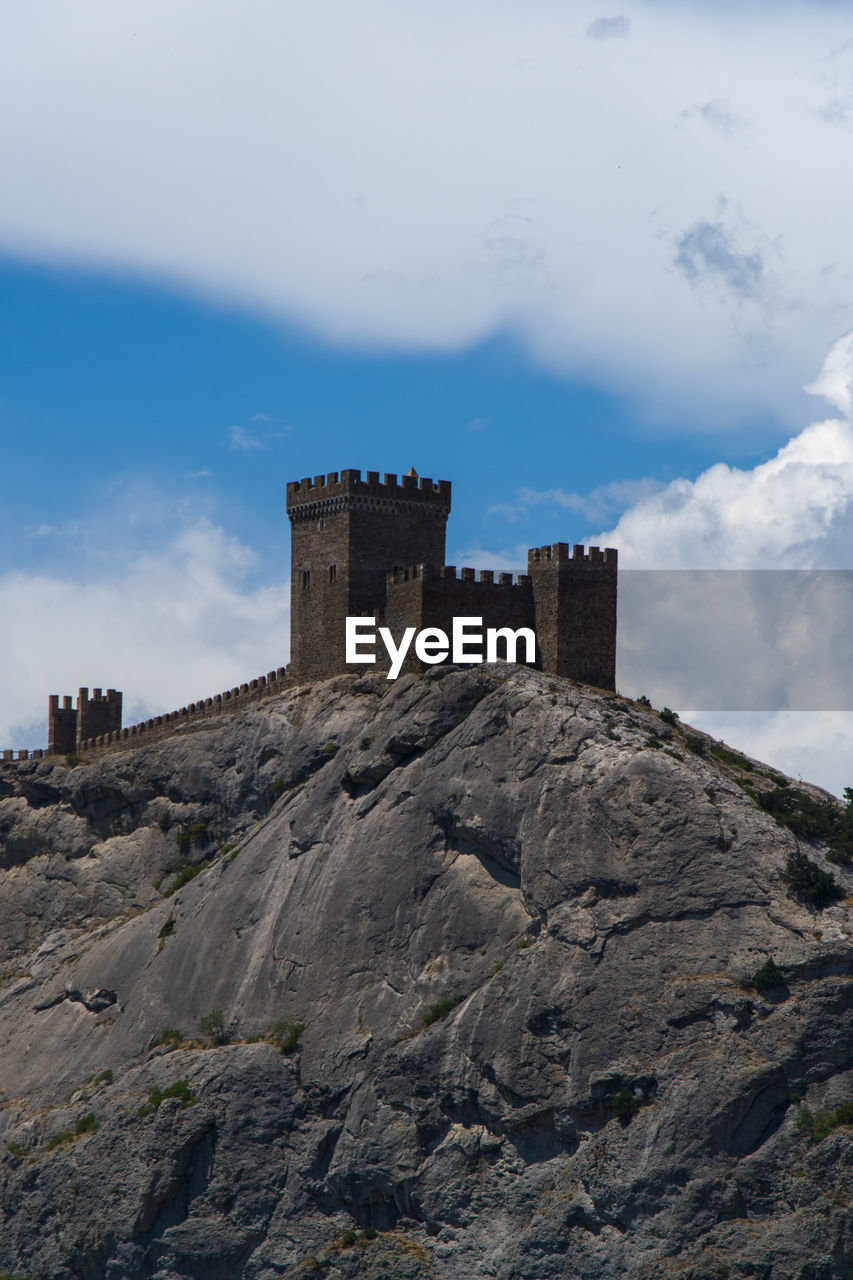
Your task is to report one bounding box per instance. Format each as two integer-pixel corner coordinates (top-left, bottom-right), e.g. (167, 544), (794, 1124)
(47, 687), (123, 754)
(286, 469), (452, 681)
(528, 544), (618, 688)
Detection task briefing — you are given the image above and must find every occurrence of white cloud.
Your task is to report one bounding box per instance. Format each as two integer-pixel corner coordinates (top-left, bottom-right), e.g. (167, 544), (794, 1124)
(0, 519), (289, 752)
(0, 1), (852, 425)
(584, 331), (853, 794)
(594, 331), (853, 568)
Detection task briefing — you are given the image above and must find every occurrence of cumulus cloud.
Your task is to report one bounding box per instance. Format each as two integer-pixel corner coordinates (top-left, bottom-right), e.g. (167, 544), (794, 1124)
(0, 1), (851, 425)
(594, 331), (853, 568)
(0, 519), (289, 752)
(580, 332), (853, 793)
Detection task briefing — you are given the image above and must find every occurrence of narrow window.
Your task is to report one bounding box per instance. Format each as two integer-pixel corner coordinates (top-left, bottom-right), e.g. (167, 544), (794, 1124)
(329, 564), (337, 583)
(302, 571), (310, 590)
(318, 518), (326, 531)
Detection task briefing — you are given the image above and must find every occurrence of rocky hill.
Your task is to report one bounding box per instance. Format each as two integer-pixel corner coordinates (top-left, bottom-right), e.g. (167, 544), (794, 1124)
(0, 665), (852, 1280)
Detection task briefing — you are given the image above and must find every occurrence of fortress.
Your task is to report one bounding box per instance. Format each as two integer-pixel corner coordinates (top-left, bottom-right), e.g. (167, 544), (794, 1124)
(287, 468), (617, 685)
(2, 467), (617, 762)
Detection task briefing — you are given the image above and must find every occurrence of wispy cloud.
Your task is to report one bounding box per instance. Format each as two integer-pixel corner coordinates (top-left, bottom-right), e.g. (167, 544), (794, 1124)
(229, 425), (265, 452)
(467, 416), (490, 431)
(486, 477), (664, 526)
(586, 16), (631, 41)
(673, 216), (766, 302)
(679, 99), (746, 137)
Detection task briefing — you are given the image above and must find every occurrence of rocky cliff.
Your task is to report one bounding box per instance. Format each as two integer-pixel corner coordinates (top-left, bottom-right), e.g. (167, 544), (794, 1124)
(0, 665), (851, 1280)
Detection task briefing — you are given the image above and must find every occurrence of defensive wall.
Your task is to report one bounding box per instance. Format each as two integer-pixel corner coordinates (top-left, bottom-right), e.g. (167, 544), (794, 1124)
(2, 464), (619, 763)
(1, 668), (288, 765)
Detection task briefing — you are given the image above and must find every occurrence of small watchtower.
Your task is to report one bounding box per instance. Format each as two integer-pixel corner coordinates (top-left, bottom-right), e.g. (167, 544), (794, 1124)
(528, 544), (618, 688)
(47, 687), (123, 754)
(286, 468), (451, 681)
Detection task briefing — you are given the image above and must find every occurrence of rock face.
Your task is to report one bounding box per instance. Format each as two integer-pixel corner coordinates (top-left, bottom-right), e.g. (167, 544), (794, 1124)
(0, 665), (852, 1280)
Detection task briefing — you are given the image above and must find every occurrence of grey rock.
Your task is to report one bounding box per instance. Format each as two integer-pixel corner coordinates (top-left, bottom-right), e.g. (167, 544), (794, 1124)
(0, 665), (851, 1278)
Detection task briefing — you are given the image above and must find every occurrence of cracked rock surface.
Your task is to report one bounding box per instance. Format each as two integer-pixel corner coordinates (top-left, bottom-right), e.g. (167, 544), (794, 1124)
(0, 665), (852, 1278)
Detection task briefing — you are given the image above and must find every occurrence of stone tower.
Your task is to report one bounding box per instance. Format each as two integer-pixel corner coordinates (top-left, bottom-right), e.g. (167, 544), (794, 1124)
(527, 544), (618, 689)
(286, 469), (452, 682)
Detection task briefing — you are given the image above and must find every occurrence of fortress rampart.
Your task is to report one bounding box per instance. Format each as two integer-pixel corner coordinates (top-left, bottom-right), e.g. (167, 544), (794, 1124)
(3, 464), (618, 765)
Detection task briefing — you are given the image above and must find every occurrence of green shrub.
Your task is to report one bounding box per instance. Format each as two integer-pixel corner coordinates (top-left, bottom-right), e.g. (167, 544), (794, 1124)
(5, 1141), (27, 1157)
(137, 1078), (196, 1117)
(636, 695), (651, 707)
(198, 1010), (226, 1043)
(612, 1089), (640, 1123)
(684, 734), (706, 756)
(757, 787), (837, 842)
(273, 1018), (305, 1054)
(175, 830), (192, 852)
(781, 852), (843, 909)
(64, 753), (80, 767)
(659, 707), (678, 726)
(827, 786), (853, 865)
(46, 1129), (73, 1150)
(360, 737), (373, 750)
(323, 741), (339, 756)
(422, 993), (466, 1027)
(267, 778), (285, 804)
(339, 1229), (358, 1248)
(752, 957), (785, 993)
(93, 1069), (113, 1086)
(187, 821), (209, 845)
(361, 1226), (378, 1241)
(158, 915), (175, 939)
(515, 937), (532, 950)
(163, 859), (207, 897)
(796, 1100), (853, 1143)
(710, 742), (753, 771)
(74, 1111), (96, 1135)
(158, 808), (172, 832)
(150, 1027), (183, 1049)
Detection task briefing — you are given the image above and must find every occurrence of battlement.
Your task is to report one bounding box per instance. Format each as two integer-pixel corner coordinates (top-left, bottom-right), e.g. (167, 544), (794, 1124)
(386, 564), (530, 589)
(286, 469), (451, 519)
(528, 543), (618, 567)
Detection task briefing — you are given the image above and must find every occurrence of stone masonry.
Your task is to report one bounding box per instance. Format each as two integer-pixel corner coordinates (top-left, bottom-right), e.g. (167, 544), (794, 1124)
(287, 467), (618, 687)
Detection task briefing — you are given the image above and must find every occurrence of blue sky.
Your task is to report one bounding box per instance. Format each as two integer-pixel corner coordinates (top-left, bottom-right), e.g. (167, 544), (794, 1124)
(3, 0), (853, 791)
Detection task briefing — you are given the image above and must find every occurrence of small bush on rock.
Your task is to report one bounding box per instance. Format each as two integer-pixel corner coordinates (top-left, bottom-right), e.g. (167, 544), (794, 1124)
(422, 993), (466, 1026)
(198, 1010), (227, 1044)
(273, 1018), (305, 1053)
(752, 957), (785, 993)
(137, 1078), (195, 1117)
(781, 852), (843, 909)
(796, 1100), (853, 1143)
(612, 1089), (640, 1124)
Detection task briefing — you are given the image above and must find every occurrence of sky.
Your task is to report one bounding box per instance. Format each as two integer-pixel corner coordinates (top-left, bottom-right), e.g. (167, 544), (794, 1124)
(3, 0), (853, 792)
